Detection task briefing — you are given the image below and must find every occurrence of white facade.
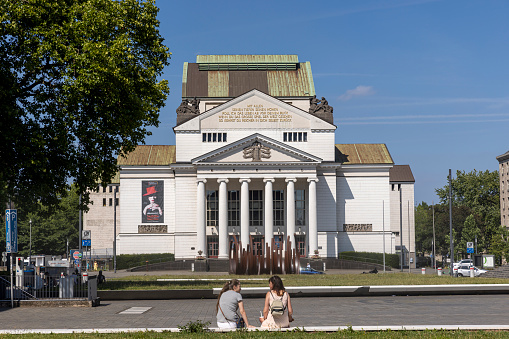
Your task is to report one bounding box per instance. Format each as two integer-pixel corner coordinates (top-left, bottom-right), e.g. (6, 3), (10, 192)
(110, 88), (415, 260)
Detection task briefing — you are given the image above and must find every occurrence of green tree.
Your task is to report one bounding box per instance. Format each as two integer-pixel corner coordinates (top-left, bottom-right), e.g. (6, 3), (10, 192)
(488, 226), (509, 266)
(460, 214), (482, 254)
(15, 185), (79, 256)
(0, 0), (170, 210)
(436, 170), (500, 252)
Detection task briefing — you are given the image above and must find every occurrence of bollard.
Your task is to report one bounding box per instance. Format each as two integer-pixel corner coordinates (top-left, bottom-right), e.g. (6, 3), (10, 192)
(421, 267), (426, 275)
(470, 266), (475, 278)
(437, 267), (442, 276)
(191, 263), (194, 272)
(82, 271), (88, 284)
(323, 262), (326, 272)
(453, 267), (458, 277)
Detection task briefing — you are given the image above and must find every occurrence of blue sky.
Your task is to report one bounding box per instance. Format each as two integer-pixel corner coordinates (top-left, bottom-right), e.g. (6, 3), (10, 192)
(146, 0), (508, 205)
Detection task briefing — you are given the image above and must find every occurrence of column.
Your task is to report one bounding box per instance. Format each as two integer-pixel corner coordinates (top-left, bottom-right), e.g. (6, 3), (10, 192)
(308, 178), (318, 258)
(217, 179), (229, 259)
(196, 179), (207, 257)
(264, 178), (275, 248)
(240, 178), (251, 249)
(286, 178), (297, 251)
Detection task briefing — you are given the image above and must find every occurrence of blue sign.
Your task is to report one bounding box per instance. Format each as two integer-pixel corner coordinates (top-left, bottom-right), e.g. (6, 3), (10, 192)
(5, 209), (18, 253)
(467, 248), (474, 253)
(82, 239), (91, 247)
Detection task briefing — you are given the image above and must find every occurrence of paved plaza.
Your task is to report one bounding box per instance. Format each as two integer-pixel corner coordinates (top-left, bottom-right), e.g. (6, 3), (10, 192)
(1, 294), (509, 331)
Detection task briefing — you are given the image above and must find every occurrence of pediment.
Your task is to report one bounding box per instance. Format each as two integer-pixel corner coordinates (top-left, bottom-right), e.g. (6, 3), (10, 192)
(174, 89), (336, 131)
(192, 134), (322, 165)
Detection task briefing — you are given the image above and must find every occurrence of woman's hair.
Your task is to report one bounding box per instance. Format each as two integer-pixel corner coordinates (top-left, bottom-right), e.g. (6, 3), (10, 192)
(216, 279), (241, 314)
(269, 275), (285, 296)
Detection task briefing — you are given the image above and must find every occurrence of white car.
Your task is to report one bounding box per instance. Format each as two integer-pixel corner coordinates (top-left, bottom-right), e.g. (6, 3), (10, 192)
(456, 265), (487, 277)
(453, 259), (473, 268)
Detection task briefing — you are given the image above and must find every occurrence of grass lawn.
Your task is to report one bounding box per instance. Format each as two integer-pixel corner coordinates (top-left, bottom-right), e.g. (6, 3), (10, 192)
(2, 330), (509, 338)
(98, 272), (509, 290)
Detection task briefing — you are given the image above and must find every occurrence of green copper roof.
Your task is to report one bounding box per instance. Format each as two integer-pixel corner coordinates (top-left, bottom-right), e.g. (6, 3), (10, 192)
(184, 55), (315, 98)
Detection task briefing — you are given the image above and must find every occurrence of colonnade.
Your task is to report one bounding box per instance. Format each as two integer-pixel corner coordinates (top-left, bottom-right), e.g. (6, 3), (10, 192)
(196, 177), (318, 258)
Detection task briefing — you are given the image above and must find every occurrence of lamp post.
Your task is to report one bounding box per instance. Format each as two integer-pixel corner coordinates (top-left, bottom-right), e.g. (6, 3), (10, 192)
(29, 219), (32, 266)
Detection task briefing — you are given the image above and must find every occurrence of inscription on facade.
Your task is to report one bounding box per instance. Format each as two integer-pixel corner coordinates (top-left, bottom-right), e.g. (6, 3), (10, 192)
(343, 224), (372, 232)
(138, 225), (168, 234)
(218, 104), (292, 123)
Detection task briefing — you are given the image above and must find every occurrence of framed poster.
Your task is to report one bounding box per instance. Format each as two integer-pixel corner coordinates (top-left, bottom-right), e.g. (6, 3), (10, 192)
(142, 181), (164, 223)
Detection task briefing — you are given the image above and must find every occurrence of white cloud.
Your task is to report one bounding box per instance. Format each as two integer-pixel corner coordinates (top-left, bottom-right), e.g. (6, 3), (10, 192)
(339, 85), (376, 101)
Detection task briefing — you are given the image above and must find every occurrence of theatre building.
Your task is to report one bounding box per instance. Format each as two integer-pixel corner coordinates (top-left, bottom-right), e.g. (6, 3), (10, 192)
(85, 55), (415, 263)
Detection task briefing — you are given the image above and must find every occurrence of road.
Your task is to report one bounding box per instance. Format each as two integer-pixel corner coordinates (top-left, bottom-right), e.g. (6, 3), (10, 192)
(0, 294), (507, 330)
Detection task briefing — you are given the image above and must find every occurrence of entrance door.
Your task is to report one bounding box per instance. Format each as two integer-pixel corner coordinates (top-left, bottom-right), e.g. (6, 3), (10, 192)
(207, 236), (219, 258)
(274, 235), (284, 250)
(251, 235), (264, 256)
(295, 235), (306, 257)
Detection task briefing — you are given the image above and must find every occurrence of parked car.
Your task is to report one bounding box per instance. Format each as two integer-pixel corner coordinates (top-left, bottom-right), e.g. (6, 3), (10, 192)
(453, 259), (473, 268)
(300, 267), (325, 274)
(456, 265), (487, 277)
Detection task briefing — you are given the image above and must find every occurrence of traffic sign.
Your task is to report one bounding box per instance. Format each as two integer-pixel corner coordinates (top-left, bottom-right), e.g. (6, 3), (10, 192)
(5, 209), (17, 253)
(82, 239), (91, 247)
(72, 250), (82, 260)
(467, 248), (474, 253)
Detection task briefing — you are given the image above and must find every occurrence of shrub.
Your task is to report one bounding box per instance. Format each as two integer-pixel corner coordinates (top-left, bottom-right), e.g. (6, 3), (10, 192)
(339, 251), (400, 269)
(177, 320), (210, 333)
(115, 253), (174, 270)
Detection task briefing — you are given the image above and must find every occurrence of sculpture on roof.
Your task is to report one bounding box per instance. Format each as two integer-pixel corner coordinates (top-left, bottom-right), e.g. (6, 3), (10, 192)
(190, 97), (200, 114)
(176, 97), (201, 115)
(176, 99), (192, 114)
(309, 96), (333, 114)
(309, 95), (320, 113)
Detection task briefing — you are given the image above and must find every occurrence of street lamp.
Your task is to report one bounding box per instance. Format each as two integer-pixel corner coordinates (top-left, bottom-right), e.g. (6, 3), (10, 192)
(29, 219), (32, 266)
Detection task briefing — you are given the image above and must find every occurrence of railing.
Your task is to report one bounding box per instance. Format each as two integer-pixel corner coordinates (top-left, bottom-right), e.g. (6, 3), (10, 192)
(0, 274), (90, 301)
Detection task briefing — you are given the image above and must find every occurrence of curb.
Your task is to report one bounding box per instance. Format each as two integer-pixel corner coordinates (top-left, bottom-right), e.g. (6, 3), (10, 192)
(2, 325), (509, 334)
(98, 284), (509, 300)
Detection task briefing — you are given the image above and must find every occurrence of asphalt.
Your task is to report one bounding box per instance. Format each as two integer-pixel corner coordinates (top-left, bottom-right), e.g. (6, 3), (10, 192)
(2, 268), (508, 334)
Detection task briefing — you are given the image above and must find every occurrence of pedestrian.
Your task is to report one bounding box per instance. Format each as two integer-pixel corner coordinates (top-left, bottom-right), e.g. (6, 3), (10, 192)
(216, 279), (255, 329)
(259, 275), (294, 329)
(97, 270), (106, 284)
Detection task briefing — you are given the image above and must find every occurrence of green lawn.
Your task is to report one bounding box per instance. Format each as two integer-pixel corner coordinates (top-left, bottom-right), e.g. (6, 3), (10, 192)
(99, 272), (509, 290)
(2, 330), (509, 338)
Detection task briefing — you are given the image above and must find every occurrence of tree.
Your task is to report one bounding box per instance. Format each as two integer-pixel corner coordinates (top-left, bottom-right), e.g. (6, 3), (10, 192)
(436, 170), (500, 252)
(488, 226), (509, 266)
(460, 214), (481, 253)
(0, 0), (170, 210)
(16, 185), (79, 256)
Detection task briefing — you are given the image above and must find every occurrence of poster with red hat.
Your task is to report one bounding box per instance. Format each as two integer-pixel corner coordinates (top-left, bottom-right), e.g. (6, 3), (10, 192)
(142, 181), (164, 223)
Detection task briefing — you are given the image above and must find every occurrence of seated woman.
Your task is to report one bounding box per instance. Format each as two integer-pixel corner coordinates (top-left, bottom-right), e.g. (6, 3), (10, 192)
(259, 275), (294, 329)
(216, 279), (254, 329)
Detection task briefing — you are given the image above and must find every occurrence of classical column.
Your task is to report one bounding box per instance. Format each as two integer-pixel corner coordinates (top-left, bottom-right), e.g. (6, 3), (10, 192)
(196, 179), (207, 257)
(240, 178), (251, 249)
(308, 178), (319, 258)
(217, 179), (229, 259)
(286, 178), (297, 251)
(263, 178), (275, 248)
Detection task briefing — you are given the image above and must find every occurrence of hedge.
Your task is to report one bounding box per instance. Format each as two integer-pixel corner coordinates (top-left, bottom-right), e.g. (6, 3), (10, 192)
(338, 251), (400, 269)
(115, 253), (175, 270)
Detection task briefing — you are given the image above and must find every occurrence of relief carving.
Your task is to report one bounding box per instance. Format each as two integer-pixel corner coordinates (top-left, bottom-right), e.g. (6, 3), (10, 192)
(243, 141), (271, 162)
(343, 224), (372, 232)
(138, 225), (168, 234)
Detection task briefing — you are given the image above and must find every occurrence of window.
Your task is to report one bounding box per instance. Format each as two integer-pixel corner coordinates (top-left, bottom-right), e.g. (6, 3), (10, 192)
(295, 190), (306, 226)
(202, 132), (227, 142)
(273, 190), (285, 227)
(102, 186), (106, 193)
(102, 198), (106, 207)
(206, 190), (218, 227)
(228, 191), (240, 227)
(115, 198), (119, 206)
(249, 190), (263, 227)
(109, 198), (112, 206)
(109, 186), (112, 193)
(283, 132), (307, 142)
(392, 184), (395, 191)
